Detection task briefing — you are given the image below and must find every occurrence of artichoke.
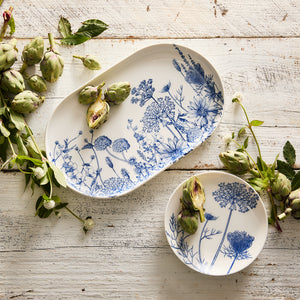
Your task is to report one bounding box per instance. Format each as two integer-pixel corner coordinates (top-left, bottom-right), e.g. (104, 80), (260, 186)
(22, 36), (44, 66)
(40, 33), (64, 83)
(271, 173), (291, 200)
(288, 188), (300, 219)
(27, 74), (47, 93)
(73, 54), (101, 70)
(104, 82), (131, 105)
(86, 98), (110, 129)
(79, 82), (105, 105)
(0, 38), (18, 72)
(178, 209), (198, 235)
(11, 90), (45, 114)
(219, 150), (251, 175)
(183, 176), (206, 222)
(1, 69), (25, 94)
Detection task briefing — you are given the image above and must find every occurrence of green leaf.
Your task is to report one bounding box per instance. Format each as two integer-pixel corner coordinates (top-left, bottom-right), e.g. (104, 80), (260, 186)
(55, 202), (68, 210)
(16, 134), (28, 156)
(61, 34), (90, 46)
(247, 177), (269, 192)
(58, 16), (72, 38)
(9, 109), (25, 131)
(277, 159), (295, 181)
(16, 155), (43, 166)
(0, 118), (10, 137)
(283, 140), (296, 166)
(77, 19), (108, 37)
(257, 156), (268, 172)
(0, 138), (8, 162)
(7, 16), (15, 35)
(243, 136), (249, 149)
(249, 120), (264, 127)
(61, 19), (108, 45)
(238, 126), (246, 137)
(292, 171), (300, 191)
(49, 161), (67, 188)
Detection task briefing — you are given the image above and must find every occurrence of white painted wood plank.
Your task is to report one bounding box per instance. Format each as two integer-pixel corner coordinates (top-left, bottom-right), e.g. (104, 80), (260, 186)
(0, 171), (299, 299)
(1, 0), (299, 38)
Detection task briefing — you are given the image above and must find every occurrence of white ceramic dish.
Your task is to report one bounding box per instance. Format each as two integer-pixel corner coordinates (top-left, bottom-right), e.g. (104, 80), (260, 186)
(45, 44), (224, 198)
(165, 171), (268, 276)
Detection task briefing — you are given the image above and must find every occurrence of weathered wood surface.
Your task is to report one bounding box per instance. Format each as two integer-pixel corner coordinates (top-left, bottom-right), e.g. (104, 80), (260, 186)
(1, 171), (299, 300)
(0, 0), (300, 299)
(2, 0), (300, 38)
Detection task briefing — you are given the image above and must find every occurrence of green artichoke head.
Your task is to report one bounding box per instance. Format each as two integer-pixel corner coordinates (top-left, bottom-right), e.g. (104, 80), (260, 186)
(40, 50), (64, 83)
(86, 99), (110, 129)
(82, 55), (101, 70)
(1, 69), (25, 94)
(27, 74), (47, 93)
(0, 39), (18, 72)
(22, 36), (44, 66)
(11, 90), (45, 114)
(288, 188), (300, 219)
(271, 173), (292, 200)
(219, 150), (251, 175)
(178, 209), (198, 235)
(183, 176), (206, 222)
(79, 86), (99, 105)
(104, 82), (131, 105)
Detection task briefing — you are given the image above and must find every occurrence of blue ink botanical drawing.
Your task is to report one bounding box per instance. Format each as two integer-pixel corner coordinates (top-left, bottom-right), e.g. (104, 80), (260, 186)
(166, 213), (198, 268)
(49, 45), (223, 197)
(198, 213), (221, 264)
(210, 182), (259, 267)
(221, 231), (255, 274)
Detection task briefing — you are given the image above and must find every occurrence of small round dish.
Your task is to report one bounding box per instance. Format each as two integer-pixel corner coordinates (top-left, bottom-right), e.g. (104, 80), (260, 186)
(164, 171), (268, 276)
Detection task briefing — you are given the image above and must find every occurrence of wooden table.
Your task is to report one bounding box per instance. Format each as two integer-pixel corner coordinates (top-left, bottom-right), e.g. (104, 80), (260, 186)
(1, 1), (299, 299)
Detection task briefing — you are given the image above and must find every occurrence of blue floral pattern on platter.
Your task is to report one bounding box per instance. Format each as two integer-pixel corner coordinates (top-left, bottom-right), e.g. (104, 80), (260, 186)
(47, 44), (224, 198)
(165, 172), (268, 276)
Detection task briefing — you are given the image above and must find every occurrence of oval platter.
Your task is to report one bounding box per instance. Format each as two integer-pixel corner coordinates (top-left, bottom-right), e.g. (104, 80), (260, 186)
(45, 44), (224, 198)
(165, 171), (268, 276)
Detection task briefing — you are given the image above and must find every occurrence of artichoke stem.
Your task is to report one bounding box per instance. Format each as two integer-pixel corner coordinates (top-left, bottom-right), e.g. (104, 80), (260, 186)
(97, 82), (105, 92)
(19, 62), (28, 74)
(199, 208), (205, 223)
(48, 32), (55, 50)
(73, 55), (84, 61)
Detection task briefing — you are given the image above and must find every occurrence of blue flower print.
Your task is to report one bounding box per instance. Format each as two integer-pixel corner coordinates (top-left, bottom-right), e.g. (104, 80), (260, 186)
(222, 231), (255, 274)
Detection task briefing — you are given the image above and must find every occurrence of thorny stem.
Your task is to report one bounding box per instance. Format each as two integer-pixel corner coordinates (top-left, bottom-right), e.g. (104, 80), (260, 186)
(64, 206), (84, 223)
(0, 6), (13, 41)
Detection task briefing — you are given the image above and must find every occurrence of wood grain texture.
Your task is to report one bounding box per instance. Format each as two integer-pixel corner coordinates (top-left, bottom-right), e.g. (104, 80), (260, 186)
(1, 0), (300, 39)
(0, 1), (299, 299)
(0, 171), (299, 300)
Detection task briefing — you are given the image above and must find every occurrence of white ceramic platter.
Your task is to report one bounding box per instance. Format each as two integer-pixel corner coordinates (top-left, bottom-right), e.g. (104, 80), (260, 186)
(165, 171), (268, 276)
(45, 44), (224, 198)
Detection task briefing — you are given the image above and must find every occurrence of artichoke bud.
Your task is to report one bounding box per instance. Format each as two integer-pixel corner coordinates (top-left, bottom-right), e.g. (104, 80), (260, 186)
(40, 33), (64, 83)
(86, 97), (110, 129)
(73, 54), (101, 70)
(22, 36), (44, 66)
(104, 82), (131, 105)
(178, 209), (198, 234)
(11, 90), (45, 114)
(0, 39), (18, 72)
(27, 74), (47, 92)
(271, 173), (291, 200)
(79, 86), (99, 105)
(0, 69), (25, 94)
(288, 188), (300, 219)
(183, 176), (206, 222)
(219, 150), (251, 175)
